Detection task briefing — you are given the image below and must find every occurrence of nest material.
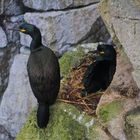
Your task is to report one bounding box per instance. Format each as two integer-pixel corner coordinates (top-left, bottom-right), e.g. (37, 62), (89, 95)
(59, 53), (103, 115)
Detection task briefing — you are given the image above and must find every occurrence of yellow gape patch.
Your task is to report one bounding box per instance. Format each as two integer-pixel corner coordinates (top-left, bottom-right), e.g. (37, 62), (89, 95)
(20, 29), (26, 32)
(100, 51), (105, 54)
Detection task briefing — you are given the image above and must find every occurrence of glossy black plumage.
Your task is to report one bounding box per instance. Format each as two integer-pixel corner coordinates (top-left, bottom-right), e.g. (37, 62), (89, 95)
(19, 23), (60, 128)
(82, 44), (116, 95)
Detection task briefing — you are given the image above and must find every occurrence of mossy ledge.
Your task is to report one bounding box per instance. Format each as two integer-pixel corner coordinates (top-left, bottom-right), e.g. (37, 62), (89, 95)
(59, 47), (85, 78)
(97, 100), (124, 124)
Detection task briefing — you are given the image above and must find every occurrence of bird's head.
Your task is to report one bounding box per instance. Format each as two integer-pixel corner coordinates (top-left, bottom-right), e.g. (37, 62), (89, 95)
(97, 44), (116, 60)
(19, 23), (41, 38)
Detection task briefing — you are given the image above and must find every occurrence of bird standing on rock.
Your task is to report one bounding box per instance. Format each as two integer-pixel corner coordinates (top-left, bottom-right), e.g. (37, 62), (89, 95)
(82, 44), (116, 96)
(17, 23), (60, 128)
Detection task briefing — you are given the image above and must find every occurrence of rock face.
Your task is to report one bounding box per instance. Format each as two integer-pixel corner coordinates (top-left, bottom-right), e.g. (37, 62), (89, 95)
(20, 4), (100, 51)
(20, 4), (110, 53)
(95, 46), (140, 140)
(0, 3), (24, 98)
(23, 0), (100, 11)
(0, 15), (23, 98)
(0, 3), (23, 99)
(0, 0), (22, 16)
(98, 1), (140, 139)
(99, 0), (140, 89)
(125, 107), (140, 140)
(0, 27), (7, 48)
(0, 125), (13, 140)
(0, 54), (37, 138)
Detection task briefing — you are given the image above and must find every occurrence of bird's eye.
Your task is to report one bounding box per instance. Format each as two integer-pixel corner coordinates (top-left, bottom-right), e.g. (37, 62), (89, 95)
(20, 29), (26, 32)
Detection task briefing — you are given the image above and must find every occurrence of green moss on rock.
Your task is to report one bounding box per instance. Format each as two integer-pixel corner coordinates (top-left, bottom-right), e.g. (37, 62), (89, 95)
(59, 47), (85, 77)
(97, 100), (124, 124)
(16, 102), (101, 140)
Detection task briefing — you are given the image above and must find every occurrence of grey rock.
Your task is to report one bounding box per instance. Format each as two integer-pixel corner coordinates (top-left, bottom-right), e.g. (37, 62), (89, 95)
(0, 0), (22, 16)
(0, 51), (4, 57)
(0, 54), (37, 138)
(125, 107), (140, 140)
(96, 45), (140, 140)
(0, 14), (23, 102)
(0, 125), (14, 140)
(99, 0), (140, 89)
(0, 27), (7, 48)
(0, 43), (20, 96)
(23, 0), (99, 11)
(20, 4), (100, 52)
(20, 46), (30, 55)
(82, 17), (111, 43)
(10, 15), (24, 23)
(3, 15), (24, 43)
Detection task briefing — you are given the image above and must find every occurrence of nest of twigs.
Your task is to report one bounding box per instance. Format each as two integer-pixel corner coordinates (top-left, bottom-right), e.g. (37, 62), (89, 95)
(58, 53), (103, 115)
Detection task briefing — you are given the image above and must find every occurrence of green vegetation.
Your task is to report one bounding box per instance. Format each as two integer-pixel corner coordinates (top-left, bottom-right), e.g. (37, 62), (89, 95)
(59, 47), (85, 77)
(97, 100), (124, 124)
(16, 102), (97, 140)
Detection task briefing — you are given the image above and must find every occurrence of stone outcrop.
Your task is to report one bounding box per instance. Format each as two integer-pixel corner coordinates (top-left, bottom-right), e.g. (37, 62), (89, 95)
(98, 0), (140, 139)
(99, 0), (140, 89)
(23, 0), (100, 11)
(0, 53), (37, 138)
(20, 4), (108, 53)
(125, 107), (140, 140)
(0, 15), (22, 98)
(0, 0), (23, 16)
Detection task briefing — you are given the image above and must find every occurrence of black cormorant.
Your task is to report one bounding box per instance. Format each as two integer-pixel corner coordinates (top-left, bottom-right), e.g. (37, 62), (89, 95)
(18, 23), (60, 128)
(82, 44), (116, 96)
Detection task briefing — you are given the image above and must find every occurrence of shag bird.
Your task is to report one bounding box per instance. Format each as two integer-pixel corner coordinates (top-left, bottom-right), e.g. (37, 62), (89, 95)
(82, 44), (116, 96)
(18, 23), (60, 128)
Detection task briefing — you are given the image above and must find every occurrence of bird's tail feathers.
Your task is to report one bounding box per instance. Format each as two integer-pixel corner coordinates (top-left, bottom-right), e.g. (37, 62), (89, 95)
(37, 102), (50, 128)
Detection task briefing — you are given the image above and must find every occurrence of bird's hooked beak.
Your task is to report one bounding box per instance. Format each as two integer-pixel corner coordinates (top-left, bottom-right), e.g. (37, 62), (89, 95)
(8, 28), (26, 33)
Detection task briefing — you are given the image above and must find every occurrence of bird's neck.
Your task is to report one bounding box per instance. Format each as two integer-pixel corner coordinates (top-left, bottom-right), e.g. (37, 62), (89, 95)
(30, 33), (42, 51)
